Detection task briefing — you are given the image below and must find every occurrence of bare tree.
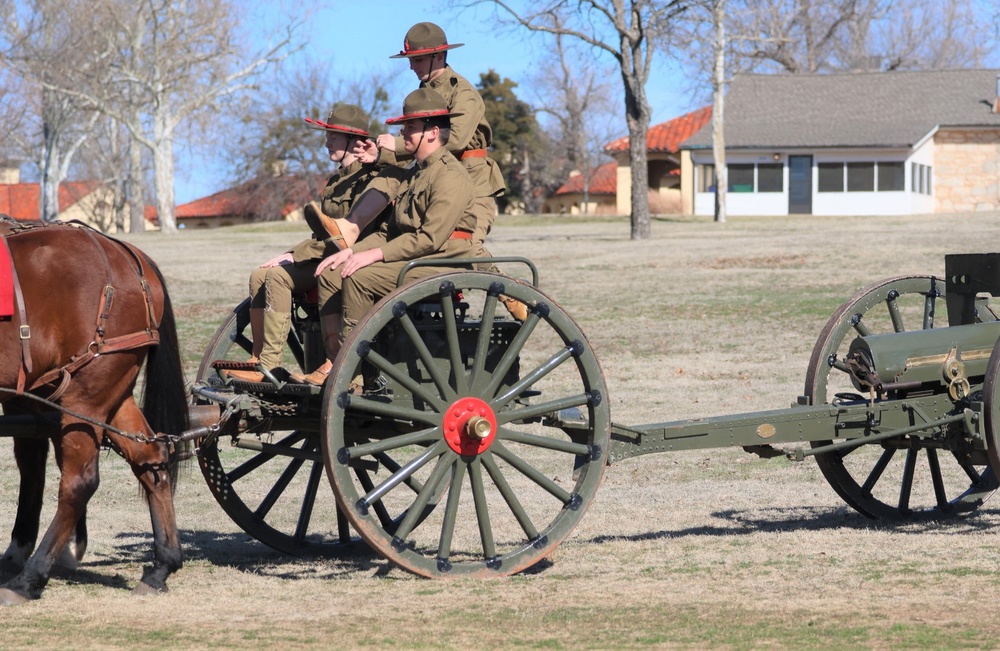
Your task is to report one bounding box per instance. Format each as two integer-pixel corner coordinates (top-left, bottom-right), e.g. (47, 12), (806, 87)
(45, 0), (296, 232)
(471, 0), (684, 240)
(709, 0), (727, 224)
(0, 0), (104, 222)
(528, 30), (617, 215)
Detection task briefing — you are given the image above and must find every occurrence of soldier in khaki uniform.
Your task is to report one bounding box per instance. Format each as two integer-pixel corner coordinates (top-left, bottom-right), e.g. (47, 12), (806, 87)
(293, 89), (476, 386)
(225, 104), (391, 383)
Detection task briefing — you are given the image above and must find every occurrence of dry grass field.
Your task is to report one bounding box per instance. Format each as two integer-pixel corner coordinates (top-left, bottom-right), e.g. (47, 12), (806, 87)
(2, 212), (1000, 649)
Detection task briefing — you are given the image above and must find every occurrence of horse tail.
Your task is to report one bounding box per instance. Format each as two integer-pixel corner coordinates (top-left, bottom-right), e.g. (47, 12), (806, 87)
(142, 261), (190, 487)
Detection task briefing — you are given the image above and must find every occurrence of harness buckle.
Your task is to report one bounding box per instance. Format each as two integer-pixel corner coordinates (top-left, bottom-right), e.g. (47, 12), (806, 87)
(19, 325), (29, 340)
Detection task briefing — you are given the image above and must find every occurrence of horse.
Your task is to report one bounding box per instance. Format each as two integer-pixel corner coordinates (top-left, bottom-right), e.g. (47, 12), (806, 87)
(0, 219), (189, 604)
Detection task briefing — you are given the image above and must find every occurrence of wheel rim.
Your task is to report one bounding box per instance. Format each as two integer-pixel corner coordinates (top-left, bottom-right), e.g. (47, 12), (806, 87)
(804, 275), (998, 518)
(322, 272), (609, 577)
(195, 299), (352, 554)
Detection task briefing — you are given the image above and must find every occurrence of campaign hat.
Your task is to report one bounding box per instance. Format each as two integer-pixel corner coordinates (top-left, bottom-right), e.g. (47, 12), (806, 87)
(303, 103), (371, 136)
(385, 88), (462, 125)
(389, 22), (464, 59)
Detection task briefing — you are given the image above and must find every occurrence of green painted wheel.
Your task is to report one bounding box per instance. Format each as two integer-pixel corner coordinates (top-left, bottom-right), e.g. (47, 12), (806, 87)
(194, 299), (354, 555)
(804, 275), (998, 518)
(322, 271), (609, 577)
(981, 338), (1000, 478)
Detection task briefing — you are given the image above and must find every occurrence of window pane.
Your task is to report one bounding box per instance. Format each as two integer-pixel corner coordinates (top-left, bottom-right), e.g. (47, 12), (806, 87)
(757, 164), (783, 192)
(728, 164), (754, 192)
(878, 162), (904, 191)
(698, 164), (716, 192)
(818, 163), (843, 192)
(911, 162), (918, 193)
(847, 162), (875, 191)
(925, 166), (932, 195)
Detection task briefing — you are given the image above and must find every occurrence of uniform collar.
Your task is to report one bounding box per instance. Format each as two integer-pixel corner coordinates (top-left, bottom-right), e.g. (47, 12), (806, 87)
(416, 146), (448, 170)
(425, 65), (455, 90)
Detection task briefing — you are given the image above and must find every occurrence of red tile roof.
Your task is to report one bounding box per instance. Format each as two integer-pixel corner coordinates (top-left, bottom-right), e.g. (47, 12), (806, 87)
(554, 161), (617, 196)
(175, 175), (326, 220)
(605, 106), (712, 154)
(0, 181), (102, 221)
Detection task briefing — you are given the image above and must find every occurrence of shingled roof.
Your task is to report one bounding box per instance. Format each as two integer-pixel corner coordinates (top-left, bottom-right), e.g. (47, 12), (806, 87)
(683, 69), (1000, 150)
(606, 106), (712, 153)
(0, 181), (101, 221)
(553, 161), (618, 196)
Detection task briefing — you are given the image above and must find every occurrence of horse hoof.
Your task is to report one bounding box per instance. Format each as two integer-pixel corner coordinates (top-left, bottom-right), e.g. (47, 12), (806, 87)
(0, 588), (29, 606)
(132, 581), (167, 596)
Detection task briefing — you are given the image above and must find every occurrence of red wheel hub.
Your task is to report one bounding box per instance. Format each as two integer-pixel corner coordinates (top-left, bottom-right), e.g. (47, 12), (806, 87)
(442, 397), (497, 455)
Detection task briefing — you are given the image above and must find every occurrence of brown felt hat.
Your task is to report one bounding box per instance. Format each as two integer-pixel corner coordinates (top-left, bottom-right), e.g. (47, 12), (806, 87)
(303, 103), (371, 136)
(389, 22), (464, 59)
(385, 88), (462, 125)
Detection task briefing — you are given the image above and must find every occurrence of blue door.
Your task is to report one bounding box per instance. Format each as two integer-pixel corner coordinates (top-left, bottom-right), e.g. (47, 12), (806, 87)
(788, 156), (812, 214)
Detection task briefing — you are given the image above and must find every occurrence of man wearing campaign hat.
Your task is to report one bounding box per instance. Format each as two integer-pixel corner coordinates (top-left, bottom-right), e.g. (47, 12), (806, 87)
(225, 103), (392, 384)
(293, 88), (477, 386)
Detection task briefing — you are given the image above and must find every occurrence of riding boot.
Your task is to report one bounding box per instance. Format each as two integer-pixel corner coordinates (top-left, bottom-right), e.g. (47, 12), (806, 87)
(249, 307), (264, 362)
(289, 314), (341, 386)
(226, 310), (291, 383)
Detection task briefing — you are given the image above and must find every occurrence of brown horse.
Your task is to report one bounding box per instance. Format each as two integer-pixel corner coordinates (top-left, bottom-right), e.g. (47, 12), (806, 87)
(0, 220), (189, 603)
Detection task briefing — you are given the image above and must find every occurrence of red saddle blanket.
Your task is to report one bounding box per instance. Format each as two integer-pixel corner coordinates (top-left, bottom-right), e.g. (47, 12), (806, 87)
(0, 240), (13, 317)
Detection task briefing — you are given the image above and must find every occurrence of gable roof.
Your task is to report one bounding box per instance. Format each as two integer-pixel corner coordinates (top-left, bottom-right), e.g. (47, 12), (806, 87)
(0, 181), (102, 221)
(606, 106), (712, 154)
(175, 174), (326, 220)
(683, 69), (1000, 150)
(554, 161), (617, 196)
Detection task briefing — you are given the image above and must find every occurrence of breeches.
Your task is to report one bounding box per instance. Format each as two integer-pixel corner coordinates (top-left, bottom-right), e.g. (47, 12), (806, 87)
(249, 261), (319, 312)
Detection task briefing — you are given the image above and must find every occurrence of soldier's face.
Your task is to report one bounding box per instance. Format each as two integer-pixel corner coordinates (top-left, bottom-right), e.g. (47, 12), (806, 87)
(408, 54), (436, 82)
(400, 119), (429, 155)
(325, 132), (349, 162)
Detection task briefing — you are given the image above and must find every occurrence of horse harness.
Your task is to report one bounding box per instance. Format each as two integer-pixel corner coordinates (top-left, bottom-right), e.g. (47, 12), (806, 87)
(0, 218), (162, 401)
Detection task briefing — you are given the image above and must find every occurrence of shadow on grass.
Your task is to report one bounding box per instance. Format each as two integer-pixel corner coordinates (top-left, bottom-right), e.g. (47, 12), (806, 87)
(588, 504), (1000, 545)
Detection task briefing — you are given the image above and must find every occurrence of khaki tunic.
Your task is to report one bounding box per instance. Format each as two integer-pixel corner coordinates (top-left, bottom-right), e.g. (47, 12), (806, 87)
(318, 146), (476, 336)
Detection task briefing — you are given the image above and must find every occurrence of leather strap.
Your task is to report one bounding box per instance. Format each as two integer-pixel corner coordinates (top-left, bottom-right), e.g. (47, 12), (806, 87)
(449, 230), (473, 240)
(460, 149), (488, 160)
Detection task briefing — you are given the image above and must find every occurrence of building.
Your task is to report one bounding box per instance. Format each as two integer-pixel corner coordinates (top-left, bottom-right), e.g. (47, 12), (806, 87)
(605, 106), (712, 215)
(175, 174), (325, 228)
(680, 69), (1000, 216)
(541, 161), (618, 214)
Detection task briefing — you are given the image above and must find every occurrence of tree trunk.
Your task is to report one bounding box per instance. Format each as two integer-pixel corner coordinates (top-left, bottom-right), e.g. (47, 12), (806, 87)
(627, 117), (651, 239)
(712, 0), (727, 224)
(128, 127), (146, 233)
(152, 114), (177, 233)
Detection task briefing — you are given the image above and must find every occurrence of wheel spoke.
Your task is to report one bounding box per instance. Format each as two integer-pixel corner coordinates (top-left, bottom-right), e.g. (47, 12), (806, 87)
(491, 441), (573, 504)
(492, 343), (577, 409)
(497, 427), (592, 456)
(926, 448), (949, 511)
(362, 347), (449, 412)
(391, 449), (455, 542)
(482, 451), (538, 540)
(255, 454), (307, 520)
(343, 394), (444, 427)
(467, 459), (497, 562)
(395, 307), (457, 402)
(342, 428), (440, 460)
(227, 431), (308, 483)
(469, 292), (500, 389)
(952, 450), (985, 485)
(437, 460), (468, 564)
(495, 393), (593, 425)
(898, 447), (918, 512)
(438, 288), (468, 396)
(481, 312), (541, 398)
(374, 451), (431, 496)
(860, 447), (896, 497)
(886, 292), (905, 332)
(359, 440), (448, 511)
(355, 466), (397, 531)
(293, 456), (324, 542)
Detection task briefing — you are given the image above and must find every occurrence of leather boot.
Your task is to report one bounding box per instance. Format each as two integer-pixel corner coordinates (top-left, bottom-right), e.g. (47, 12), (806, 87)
(303, 202), (345, 249)
(500, 295), (529, 321)
(258, 310), (292, 371)
(248, 307), (265, 363)
(224, 368), (265, 383)
(290, 314), (342, 386)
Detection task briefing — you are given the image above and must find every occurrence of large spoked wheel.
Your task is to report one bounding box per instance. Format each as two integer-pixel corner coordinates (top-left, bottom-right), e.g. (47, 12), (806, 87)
(804, 275), (998, 519)
(322, 271), (610, 577)
(981, 337), (1000, 478)
(194, 299), (351, 555)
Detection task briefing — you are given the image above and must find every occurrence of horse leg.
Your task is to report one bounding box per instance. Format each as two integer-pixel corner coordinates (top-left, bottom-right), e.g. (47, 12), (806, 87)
(107, 396), (183, 595)
(0, 424), (100, 604)
(0, 438), (48, 577)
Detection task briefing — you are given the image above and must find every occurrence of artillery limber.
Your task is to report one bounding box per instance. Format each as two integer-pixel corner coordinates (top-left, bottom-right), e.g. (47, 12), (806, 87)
(168, 251), (1000, 577)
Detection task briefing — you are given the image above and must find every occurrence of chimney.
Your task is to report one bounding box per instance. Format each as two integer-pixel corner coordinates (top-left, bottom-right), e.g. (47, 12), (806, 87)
(0, 164), (20, 185)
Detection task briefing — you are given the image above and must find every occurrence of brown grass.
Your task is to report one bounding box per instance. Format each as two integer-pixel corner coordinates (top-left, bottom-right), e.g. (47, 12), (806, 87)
(2, 212), (1000, 649)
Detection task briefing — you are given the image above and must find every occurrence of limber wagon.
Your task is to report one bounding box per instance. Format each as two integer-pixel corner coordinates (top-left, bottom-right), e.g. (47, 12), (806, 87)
(174, 252), (1000, 576)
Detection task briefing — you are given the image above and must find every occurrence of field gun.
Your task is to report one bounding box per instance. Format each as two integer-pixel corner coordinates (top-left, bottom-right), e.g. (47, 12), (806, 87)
(183, 252), (1000, 577)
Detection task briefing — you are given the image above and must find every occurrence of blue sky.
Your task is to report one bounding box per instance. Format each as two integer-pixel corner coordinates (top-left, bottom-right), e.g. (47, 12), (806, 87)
(174, 0), (690, 203)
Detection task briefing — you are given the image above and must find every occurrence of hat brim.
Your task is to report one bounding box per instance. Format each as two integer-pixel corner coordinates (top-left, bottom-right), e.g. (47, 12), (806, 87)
(303, 117), (370, 137)
(385, 108), (463, 125)
(389, 42), (464, 59)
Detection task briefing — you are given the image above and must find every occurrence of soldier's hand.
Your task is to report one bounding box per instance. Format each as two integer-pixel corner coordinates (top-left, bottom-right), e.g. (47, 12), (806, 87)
(353, 138), (379, 164)
(315, 249), (352, 276)
(260, 252), (294, 268)
(376, 133), (396, 152)
(340, 248), (384, 278)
